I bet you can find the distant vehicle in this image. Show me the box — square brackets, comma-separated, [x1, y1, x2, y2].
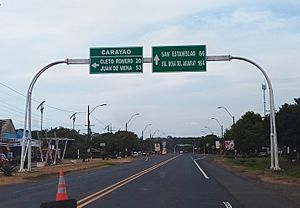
[258, 147, 271, 157]
[132, 152, 139, 158]
[0, 153, 8, 165]
[258, 151, 268, 157]
[179, 151, 183, 154]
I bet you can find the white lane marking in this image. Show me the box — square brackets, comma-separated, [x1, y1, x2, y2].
[145, 157, 149, 162]
[223, 201, 233, 208]
[192, 158, 209, 179]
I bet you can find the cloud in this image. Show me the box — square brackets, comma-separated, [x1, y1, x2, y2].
[0, 0, 299, 136]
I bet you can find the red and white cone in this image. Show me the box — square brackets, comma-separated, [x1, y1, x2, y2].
[56, 169, 68, 201]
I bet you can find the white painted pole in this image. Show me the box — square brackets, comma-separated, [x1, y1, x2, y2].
[19, 59, 90, 172]
[207, 55, 280, 170]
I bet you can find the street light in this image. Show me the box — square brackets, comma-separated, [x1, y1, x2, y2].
[142, 123, 152, 140]
[217, 106, 235, 125]
[152, 129, 159, 138]
[204, 126, 214, 134]
[104, 123, 112, 133]
[87, 103, 107, 143]
[126, 113, 140, 132]
[37, 101, 45, 132]
[211, 117, 223, 138]
[70, 112, 77, 130]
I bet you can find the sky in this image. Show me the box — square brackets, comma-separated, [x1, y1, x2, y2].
[0, 0, 299, 138]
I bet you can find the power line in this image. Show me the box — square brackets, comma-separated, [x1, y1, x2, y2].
[90, 115, 107, 127]
[0, 82, 25, 98]
[0, 81, 82, 114]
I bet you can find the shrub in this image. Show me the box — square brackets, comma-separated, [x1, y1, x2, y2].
[0, 164, 17, 176]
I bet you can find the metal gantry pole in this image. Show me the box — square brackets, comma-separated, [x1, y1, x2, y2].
[19, 59, 90, 172]
[207, 55, 280, 170]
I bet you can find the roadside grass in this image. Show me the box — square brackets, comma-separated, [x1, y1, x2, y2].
[217, 156, 300, 183]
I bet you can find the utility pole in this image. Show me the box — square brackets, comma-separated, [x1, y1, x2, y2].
[87, 103, 107, 144]
[87, 105, 91, 143]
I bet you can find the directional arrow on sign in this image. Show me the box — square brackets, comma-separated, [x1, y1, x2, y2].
[154, 55, 160, 65]
[91, 63, 99, 68]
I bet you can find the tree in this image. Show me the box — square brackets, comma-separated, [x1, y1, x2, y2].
[225, 111, 268, 154]
[276, 98, 300, 152]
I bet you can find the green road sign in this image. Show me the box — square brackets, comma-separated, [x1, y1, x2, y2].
[152, 45, 206, 73]
[90, 47, 143, 74]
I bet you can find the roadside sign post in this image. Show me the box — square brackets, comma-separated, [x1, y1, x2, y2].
[152, 45, 206, 73]
[90, 47, 143, 74]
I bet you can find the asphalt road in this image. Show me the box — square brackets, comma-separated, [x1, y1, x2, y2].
[0, 154, 298, 208]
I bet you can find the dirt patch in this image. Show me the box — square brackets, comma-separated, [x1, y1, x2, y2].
[0, 157, 133, 186]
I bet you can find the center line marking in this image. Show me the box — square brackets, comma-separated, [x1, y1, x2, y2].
[77, 155, 179, 207]
[191, 158, 209, 179]
[223, 201, 233, 208]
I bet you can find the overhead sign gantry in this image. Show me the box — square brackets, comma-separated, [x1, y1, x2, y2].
[152, 45, 206, 73]
[20, 45, 280, 172]
[90, 47, 143, 74]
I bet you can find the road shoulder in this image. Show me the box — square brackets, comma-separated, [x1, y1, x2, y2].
[212, 155, 300, 207]
[0, 157, 133, 186]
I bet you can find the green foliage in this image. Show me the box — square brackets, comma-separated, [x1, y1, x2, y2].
[0, 164, 16, 176]
[225, 111, 267, 153]
[276, 98, 300, 151]
[90, 131, 141, 155]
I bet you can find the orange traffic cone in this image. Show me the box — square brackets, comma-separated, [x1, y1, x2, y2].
[56, 169, 68, 201]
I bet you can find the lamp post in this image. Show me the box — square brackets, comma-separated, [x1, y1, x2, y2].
[37, 101, 45, 132]
[142, 123, 152, 140]
[70, 112, 77, 130]
[204, 126, 214, 135]
[152, 129, 159, 138]
[126, 113, 140, 132]
[262, 83, 267, 117]
[87, 104, 107, 143]
[211, 117, 223, 139]
[217, 106, 235, 125]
